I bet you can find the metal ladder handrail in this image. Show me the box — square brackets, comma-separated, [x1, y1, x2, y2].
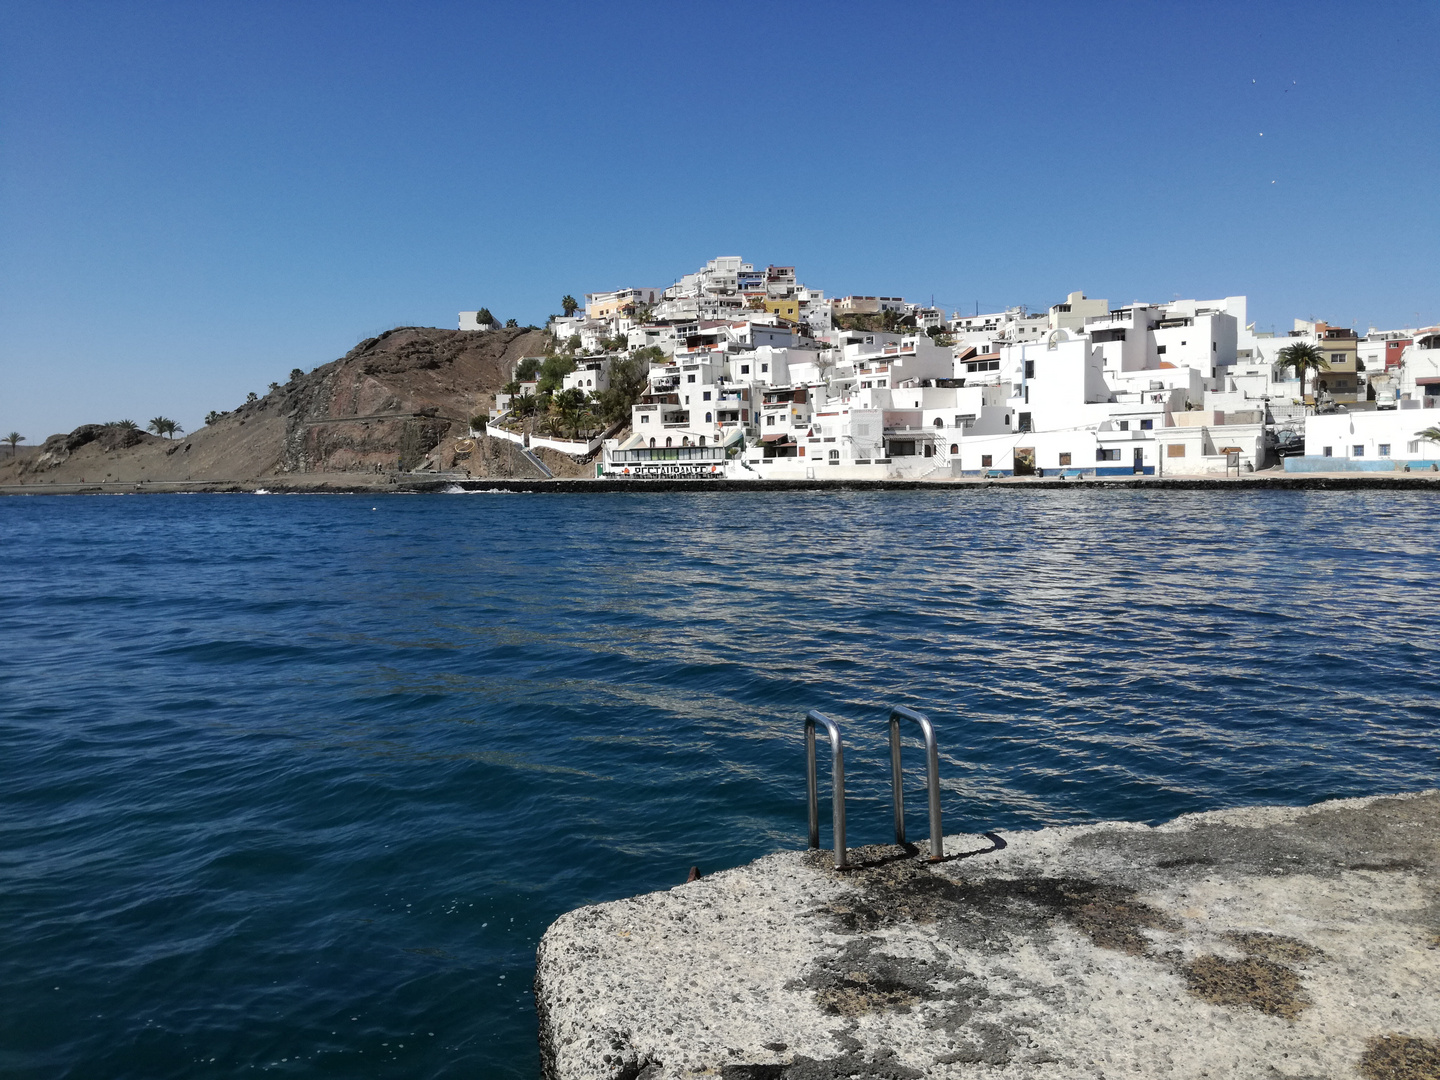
[805, 710, 848, 869]
[888, 705, 944, 861]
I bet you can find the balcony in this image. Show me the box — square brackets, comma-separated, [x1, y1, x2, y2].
[1085, 311, 1136, 329]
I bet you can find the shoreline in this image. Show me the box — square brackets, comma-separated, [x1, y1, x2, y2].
[4, 472, 1440, 496]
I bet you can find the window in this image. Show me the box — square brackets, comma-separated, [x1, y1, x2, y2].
[766, 415, 775, 426]
[1333, 354, 1346, 363]
[761, 363, 768, 372]
[1059, 452, 1072, 466]
[740, 364, 750, 374]
[1167, 444, 1185, 458]
[1353, 445, 1365, 457]
[933, 418, 944, 428]
[1180, 340, 1187, 346]
[1024, 360, 1035, 379]
[950, 443, 959, 454]
[687, 374, 696, 383]
[703, 391, 712, 400]
[1097, 448, 1121, 462]
[1119, 420, 1129, 431]
[665, 437, 673, 447]
[1212, 342, 1217, 351]
[1409, 440, 1421, 454]
[1018, 412, 1032, 432]
[1003, 414, 1011, 425]
[649, 437, 656, 447]
[981, 454, 993, 467]
[684, 395, 689, 404]
[1156, 345, 1167, 355]
[829, 449, 839, 462]
[1379, 443, 1390, 457]
[705, 412, 712, 423]
[640, 414, 650, 424]
[1323, 446, 1333, 457]
[1141, 419, 1153, 430]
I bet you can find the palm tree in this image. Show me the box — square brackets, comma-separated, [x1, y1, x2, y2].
[561, 295, 579, 317]
[553, 388, 590, 438]
[4, 432, 23, 455]
[147, 417, 181, 440]
[1276, 342, 1331, 402]
[113, 419, 138, 429]
[1416, 426, 1440, 445]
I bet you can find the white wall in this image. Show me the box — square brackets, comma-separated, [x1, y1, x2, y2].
[1306, 409, 1440, 462]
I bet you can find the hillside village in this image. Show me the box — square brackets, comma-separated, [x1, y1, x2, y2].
[467, 255, 1440, 480]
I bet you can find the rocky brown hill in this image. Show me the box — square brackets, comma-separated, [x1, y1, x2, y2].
[0, 326, 589, 488]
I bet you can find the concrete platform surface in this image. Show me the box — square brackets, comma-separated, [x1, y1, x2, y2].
[535, 791, 1440, 1080]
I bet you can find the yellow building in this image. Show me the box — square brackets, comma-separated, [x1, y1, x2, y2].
[1313, 325, 1360, 404]
[763, 298, 801, 323]
[585, 287, 661, 321]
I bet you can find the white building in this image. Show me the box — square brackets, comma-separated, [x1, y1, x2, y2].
[951, 305, 1048, 350]
[578, 268, 1326, 480]
[1286, 406, 1440, 471]
[1398, 327, 1440, 408]
[562, 358, 610, 395]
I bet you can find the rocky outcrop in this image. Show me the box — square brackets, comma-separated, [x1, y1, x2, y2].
[1, 325, 552, 488]
[273, 325, 548, 475]
[25, 424, 161, 471]
[535, 791, 1440, 1080]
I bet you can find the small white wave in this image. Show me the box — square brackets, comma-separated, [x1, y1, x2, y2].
[253, 488, 271, 495]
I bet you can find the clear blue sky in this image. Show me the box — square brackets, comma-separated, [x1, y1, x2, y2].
[3, 0, 1437, 440]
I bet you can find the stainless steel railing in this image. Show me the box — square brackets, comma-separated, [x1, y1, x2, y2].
[805, 710, 848, 869]
[805, 704, 946, 868]
[888, 705, 944, 861]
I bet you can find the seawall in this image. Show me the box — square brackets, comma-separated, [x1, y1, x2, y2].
[10, 474, 1440, 496]
[534, 791, 1440, 1080]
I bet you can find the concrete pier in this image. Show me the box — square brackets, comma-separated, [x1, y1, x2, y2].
[535, 791, 1440, 1080]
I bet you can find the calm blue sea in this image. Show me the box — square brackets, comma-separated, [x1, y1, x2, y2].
[1, 490, 1437, 1078]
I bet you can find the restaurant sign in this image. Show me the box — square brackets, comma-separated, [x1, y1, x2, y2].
[613, 463, 724, 478]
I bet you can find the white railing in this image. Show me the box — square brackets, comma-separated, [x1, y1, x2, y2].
[483, 418, 602, 458]
[529, 433, 605, 456]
